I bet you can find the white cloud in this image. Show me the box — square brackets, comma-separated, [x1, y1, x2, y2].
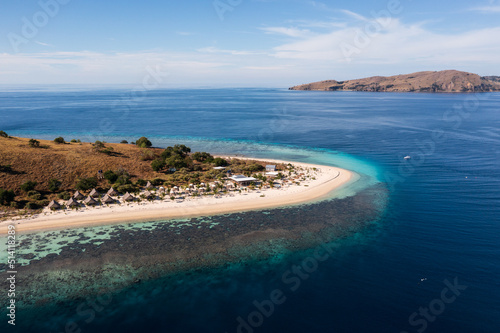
[268, 16, 500, 68]
[260, 27, 311, 38]
[469, 6, 500, 13]
[35, 41, 53, 47]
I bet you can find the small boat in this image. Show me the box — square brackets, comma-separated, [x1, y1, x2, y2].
[404, 155, 411, 160]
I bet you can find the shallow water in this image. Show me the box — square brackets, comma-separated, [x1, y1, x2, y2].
[1, 88, 499, 332]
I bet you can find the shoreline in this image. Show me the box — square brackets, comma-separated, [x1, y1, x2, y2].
[0, 158, 354, 235]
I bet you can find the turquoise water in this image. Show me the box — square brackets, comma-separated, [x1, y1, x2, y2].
[1, 88, 499, 332]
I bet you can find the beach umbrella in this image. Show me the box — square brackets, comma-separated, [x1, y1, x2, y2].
[101, 195, 114, 204]
[48, 200, 61, 209]
[107, 188, 118, 196]
[66, 198, 79, 207]
[84, 196, 98, 206]
[123, 192, 135, 201]
[89, 188, 99, 198]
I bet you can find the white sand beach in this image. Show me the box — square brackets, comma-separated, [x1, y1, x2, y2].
[0, 159, 353, 234]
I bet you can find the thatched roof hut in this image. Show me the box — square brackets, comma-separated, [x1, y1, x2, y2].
[48, 200, 61, 209]
[101, 194, 114, 204]
[123, 192, 135, 201]
[145, 181, 154, 189]
[67, 198, 79, 207]
[89, 188, 99, 197]
[107, 188, 118, 196]
[84, 196, 98, 206]
[73, 191, 84, 200]
[143, 190, 153, 198]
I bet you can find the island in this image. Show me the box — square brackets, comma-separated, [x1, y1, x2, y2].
[289, 70, 500, 93]
[0, 134, 352, 233]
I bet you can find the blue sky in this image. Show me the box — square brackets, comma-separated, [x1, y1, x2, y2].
[1, 0, 500, 86]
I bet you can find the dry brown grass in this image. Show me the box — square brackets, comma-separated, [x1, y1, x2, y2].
[0, 136, 164, 196]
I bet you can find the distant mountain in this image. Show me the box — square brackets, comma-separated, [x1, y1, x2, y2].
[289, 70, 500, 93]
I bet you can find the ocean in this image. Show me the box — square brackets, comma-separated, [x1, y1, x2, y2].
[0, 88, 499, 333]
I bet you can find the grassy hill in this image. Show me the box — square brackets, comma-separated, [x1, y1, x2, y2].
[0, 134, 282, 217]
[289, 70, 500, 93]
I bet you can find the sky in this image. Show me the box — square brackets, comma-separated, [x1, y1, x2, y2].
[1, 0, 500, 87]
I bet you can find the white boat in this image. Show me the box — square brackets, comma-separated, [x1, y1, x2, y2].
[404, 155, 411, 160]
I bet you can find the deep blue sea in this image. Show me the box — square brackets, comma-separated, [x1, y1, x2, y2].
[1, 88, 499, 333]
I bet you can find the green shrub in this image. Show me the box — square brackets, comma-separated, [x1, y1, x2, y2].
[120, 140, 128, 144]
[10, 201, 20, 209]
[58, 191, 71, 200]
[36, 200, 49, 207]
[192, 152, 213, 163]
[152, 178, 165, 186]
[27, 190, 42, 200]
[245, 163, 264, 172]
[104, 170, 118, 184]
[116, 184, 137, 194]
[0, 189, 15, 205]
[0, 130, 8, 138]
[115, 175, 131, 186]
[94, 140, 105, 149]
[135, 179, 147, 186]
[25, 202, 39, 210]
[70, 139, 77, 143]
[54, 137, 65, 144]
[212, 157, 228, 167]
[101, 147, 114, 155]
[135, 137, 152, 148]
[151, 158, 166, 172]
[140, 149, 156, 161]
[48, 179, 62, 192]
[76, 177, 97, 191]
[29, 139, 40, 147]
[20, 181, 37, 192]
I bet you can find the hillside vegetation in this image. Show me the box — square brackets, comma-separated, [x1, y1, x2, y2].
[289, 70, 500, 93]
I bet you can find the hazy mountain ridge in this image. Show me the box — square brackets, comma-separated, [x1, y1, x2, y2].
[289, 70, 500, 93]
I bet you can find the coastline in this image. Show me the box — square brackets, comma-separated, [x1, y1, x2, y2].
[0, 158, 354, 234]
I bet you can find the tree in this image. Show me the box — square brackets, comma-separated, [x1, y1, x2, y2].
[29, 139, 40, 147]
[54, 137, 65, 144]
[104, 170, 118, 183]
[94, 140, 105, 149]
[120, 140, 128, 144]
[0, 189, 15, 205]
[20, 180, 37, 192]
[192, 152, 213, 163]
[151, 159, 166, 172]
[0, 131, 8, 138]
[76, 177, 97, 191]
[135, 137, 152, 148]
[165, 155, 188, 170]
[212, 157, 228, 167]
[48, 179, 62, 192]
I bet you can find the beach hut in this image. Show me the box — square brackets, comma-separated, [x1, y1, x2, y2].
[89, 188, 99, 197]
[107, 188, 118, 196]
[48, 200, 61, 210]
[73, 191, 84, 200]
[145, 181, 154, 189]
[123, 192, 135, 202]
[266, 165, 277, 172]
[229, 175, 258, 187]
[66, 198, 79, 207]
[143, 190, 153, 199]
[84, 196, 98, 206]
[101, 194, 114, 204]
